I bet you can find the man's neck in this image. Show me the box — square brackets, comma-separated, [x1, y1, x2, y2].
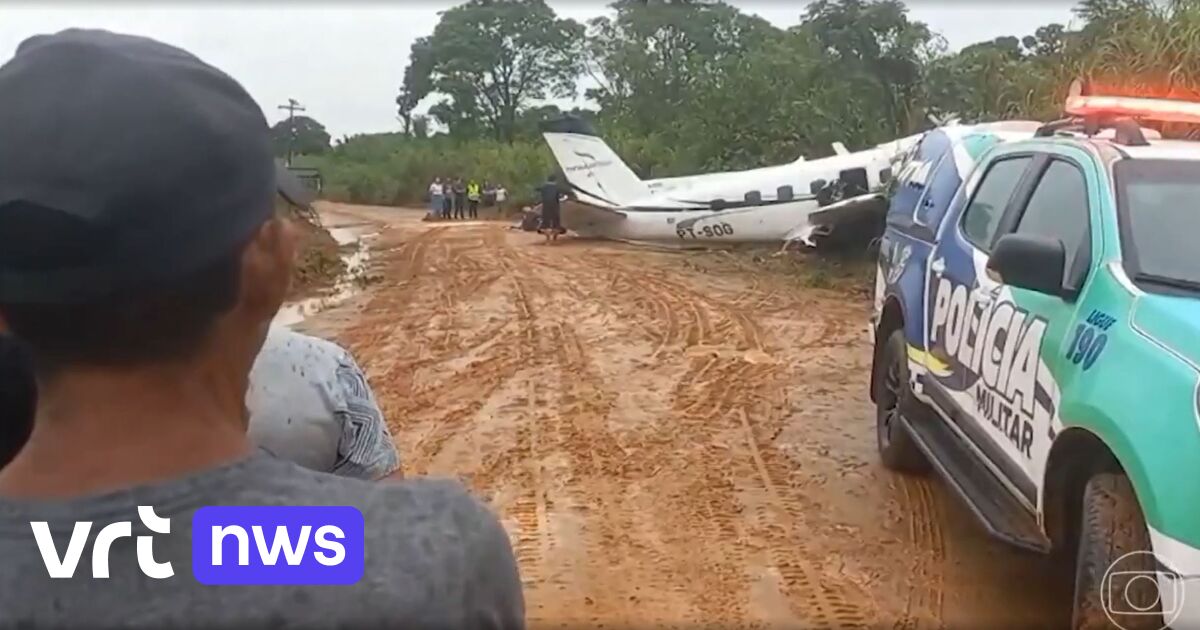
[0, 360, 253, 499]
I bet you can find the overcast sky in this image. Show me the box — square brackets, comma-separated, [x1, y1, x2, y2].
[0, 2, 1080, 139]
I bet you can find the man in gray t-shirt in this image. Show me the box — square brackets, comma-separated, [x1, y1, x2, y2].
[0, 29, 522, 629]
[248, 325, 402, 480]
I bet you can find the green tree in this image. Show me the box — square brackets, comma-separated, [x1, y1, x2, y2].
[396, 37, 435, 136]
[797, 0, 940, 136]
[426, 0, 584, 142]
[270, 115, 331, 157]
[585, 0, 778, 135]
[411, 115, 431, 140]
[1077, 0, 1200, 101]
[679, 29, 894, 171]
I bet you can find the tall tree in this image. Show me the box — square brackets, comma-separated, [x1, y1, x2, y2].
[396, 37, 435, 136]
[679, 30, 888, 170]
[585, 0, 778, 135]
[411, 114, 430, 140]
[797, 0, 939, 136]
[426, 0, 584, 142]
[269, 115, 330, 157]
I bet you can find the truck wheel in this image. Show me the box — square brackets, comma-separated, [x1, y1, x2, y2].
[873, 330, 929, 473]
[1071, 473, 1163, 630]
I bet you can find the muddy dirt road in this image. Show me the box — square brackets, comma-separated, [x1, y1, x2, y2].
[302, 203, 1070, 629]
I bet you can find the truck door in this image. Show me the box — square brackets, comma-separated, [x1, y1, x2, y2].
[985, 154, 1095, 492]
[924, 153, 1039, 502]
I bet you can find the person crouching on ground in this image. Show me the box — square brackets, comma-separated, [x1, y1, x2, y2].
[0, 28, 522, 629]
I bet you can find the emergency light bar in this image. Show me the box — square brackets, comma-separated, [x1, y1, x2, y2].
[1065, 94, 1200, 124]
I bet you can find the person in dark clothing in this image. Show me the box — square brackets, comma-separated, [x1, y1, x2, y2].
[0, 335, 34, 469]
[442, 176, 453, 219]
[538, 174, 566, 243]
[452, 178, 467, 220]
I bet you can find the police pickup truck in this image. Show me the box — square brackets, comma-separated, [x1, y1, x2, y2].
[870, 88, 1200, 629]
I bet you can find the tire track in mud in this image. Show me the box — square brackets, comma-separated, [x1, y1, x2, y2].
[892, 477, 947, 630]
[735, 407, 876, 629]
[317, 215, 968, 628]
[594, 254, 879, 626]
[501, 241, 761, 622]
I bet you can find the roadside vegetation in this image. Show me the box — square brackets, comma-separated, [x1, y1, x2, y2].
[273, 0, 1200, 208]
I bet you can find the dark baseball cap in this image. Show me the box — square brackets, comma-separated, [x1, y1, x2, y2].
[0, 28, 312, 304]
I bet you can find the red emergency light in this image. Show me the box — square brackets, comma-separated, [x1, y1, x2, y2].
[1065, 93, 1200, 124]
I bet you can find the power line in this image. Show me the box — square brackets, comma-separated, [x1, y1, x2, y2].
[277, 98, 306, 167]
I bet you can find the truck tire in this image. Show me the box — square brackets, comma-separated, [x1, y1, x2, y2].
[873, 329, 930, 473]
[1071, 473, 1164, 630]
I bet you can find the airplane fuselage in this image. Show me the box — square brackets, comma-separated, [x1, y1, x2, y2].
[539, 114, 924, 244]
[562, 199, 822, 244]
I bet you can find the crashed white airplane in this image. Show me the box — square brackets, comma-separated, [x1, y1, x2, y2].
[539, 115, 921, 245]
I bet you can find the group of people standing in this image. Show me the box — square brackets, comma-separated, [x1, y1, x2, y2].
[428, 176, 506, 221]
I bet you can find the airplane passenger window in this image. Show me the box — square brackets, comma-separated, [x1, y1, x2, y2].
[810, 179, 827, 196]
[839, 168, 868, 195]
[744, 190, 762, 203]
[879, 168, 892, 184]
[777, 185, 793, 201]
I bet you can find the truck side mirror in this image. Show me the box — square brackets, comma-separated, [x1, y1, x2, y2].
[986, 234, 1067, 297]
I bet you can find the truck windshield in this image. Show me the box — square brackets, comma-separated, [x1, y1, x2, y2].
[1115, 159, 1200, 291]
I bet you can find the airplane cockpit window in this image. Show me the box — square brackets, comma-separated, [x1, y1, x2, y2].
[777, 185, 793, 201]
[744, 190, 762, 203]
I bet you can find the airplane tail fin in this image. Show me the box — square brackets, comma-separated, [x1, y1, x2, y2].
[540, 117, 651, 208]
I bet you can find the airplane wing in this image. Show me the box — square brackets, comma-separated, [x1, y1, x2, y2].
[784, 192, 887, 248]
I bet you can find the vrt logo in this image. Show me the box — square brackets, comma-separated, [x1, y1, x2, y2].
[31, 506, 174, 579]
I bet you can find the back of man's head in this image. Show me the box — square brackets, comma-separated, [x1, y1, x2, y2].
[0, 29, 311, 378]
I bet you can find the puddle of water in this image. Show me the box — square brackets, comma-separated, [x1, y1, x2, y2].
[274, 228, 372, 328]
[327, 227, 359, 246]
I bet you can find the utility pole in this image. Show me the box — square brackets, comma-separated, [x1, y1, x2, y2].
[277, 98, 306, 167]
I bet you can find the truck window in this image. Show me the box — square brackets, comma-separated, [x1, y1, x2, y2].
[1013, 160, 1089, 283]
[961, 156, 1032, 251]
[1114, 159, 1200, 288]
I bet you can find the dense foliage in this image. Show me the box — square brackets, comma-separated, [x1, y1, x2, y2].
[293, 0, 1200, 207]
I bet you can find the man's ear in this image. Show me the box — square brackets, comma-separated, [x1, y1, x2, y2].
[237, 217, 297, 319]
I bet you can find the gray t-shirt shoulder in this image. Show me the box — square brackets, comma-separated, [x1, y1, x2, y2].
[0, 454, 523, 629]
[247, 325, 400, 480]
